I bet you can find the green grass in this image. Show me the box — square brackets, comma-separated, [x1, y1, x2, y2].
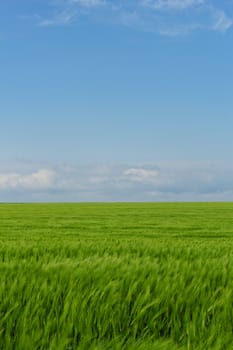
[1, 203, 233, 349]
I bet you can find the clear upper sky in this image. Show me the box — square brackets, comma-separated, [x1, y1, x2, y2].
[1, 0, 233, 201]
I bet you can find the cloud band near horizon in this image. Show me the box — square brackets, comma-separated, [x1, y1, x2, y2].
[1, 162, 233, 202]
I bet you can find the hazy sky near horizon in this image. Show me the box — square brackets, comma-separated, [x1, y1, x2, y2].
[1, 0, 233, 201]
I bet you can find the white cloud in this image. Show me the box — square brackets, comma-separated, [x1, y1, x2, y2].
[124, 168, 159, 182]
[37, 0, 105, 27]
[1, 162, 233, 201]
[0, 169, 55, 190]
[141, 0, 206, 11]
[70, 0, 106, 7]
[212, 10, 233, 32]
[139, 0, 233, 34]
[27, 0, 233, 34]
[39, 11, 76, 27]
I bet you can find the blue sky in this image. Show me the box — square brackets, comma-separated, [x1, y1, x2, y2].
[1, 0, 233, 201]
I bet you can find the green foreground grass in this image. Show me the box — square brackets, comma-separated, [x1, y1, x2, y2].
[1, 203, 233, 349]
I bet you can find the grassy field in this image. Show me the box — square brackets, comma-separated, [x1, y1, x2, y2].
[1, 203, 233, 349]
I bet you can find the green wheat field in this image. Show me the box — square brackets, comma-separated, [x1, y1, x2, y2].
[1, 203, 233, 349]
